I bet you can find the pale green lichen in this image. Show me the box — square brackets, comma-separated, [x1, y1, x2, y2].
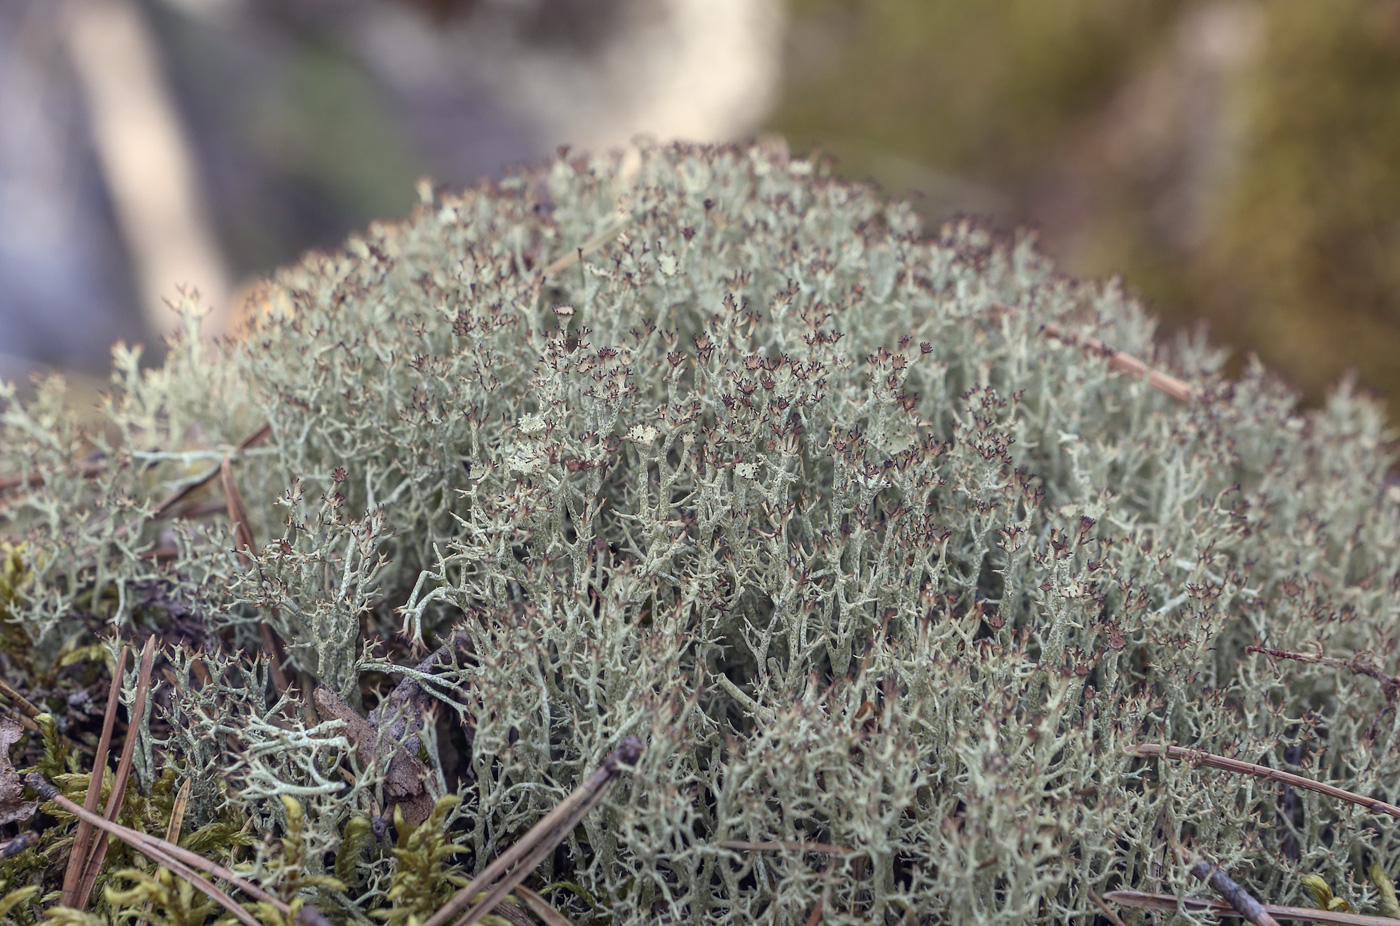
[1, 141, 1400, 924]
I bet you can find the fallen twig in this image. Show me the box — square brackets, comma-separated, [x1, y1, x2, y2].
[1087, 888, 1129, 926]
[1133, 743, 1400, 820]
[716, 839, 854, 856]
[0, 687, 41, 734]
[1248, 645, 1400, 692]
[535, 213, 632, 283]
[421, 736, 644, 926]
[220, 451, 292, 699]
[28, 772, 331, 926]
[1193, 860, 1282, 926]
[512, 886, 576, 926]
[1040, 320, 1201, 403]
[1105, 889, 1400, 926]
[987, 304, 1201, 403]
[149, 423, 271, 520]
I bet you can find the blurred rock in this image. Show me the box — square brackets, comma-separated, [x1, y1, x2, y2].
[0, 0, 783, 377]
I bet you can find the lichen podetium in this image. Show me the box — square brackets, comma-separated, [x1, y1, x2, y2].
[3, 141, 1400, 924]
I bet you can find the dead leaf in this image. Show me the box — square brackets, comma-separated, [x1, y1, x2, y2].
[0, 717, 36, 825]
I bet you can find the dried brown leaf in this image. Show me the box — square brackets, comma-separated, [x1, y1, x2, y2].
[0, 716, 35, 825]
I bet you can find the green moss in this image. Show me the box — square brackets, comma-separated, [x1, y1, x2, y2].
[371, 797, 467, 926]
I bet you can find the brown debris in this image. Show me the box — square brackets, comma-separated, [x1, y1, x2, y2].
[312, 630, 475, 826]
[0, 716, 35, 826]
[1192, 860, 1282, 926]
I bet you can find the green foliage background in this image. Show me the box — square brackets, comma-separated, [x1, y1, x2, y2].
[773, 0, 1400, 411]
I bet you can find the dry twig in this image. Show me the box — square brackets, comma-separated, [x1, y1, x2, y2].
[1248, 645, 1400, 692]
[1038, 320, 1201, 402]
[1134, 743, 1400, 820]
[987, 304, 1201, 403]
[28, 772, 332, 926]
[0, 678, 42, 731]
[716, 839, 854, 855]
[512, 886, 577, 926]
[534, 213, 632, 282]
[1192, 860, 1283, 926]
[1105, 889, 1400, 926]
[149, 423, 271, 520]
[422, 736, 644, 926]
[1087, 888, 1129, 926]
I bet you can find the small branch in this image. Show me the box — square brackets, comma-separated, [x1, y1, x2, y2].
[1192, 860, 1282, 926]
[422, 737, 644, 926]
[148, 423, 271, 520]
[987, 304, 1201, 403]
[512, 886, 577, 926]
[1248, 645, 1400, 692]
[1104, 890, 1400, 926]
[0, 678, 42, 722]
[220, 457, 257, 560]
[28, 772, 286, 926]
[716, 839, 854, 856]
[1133, 743, 1400, 820]
[1040, 321, 1201, 403]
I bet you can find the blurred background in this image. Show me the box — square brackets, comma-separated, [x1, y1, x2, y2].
[3, 0, 1399, 414]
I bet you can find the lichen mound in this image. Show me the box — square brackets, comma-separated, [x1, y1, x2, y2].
[4, 141, 1400, 924]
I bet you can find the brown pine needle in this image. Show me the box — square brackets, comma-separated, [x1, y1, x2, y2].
[536, 213, 632, 282]
[62, 643, 132, 907]
[221, 456, 257, 559]
[146, 423, 271, 520]
[0, 677, 42, 721]
[27, 772, 285, 926]
[1134, 743, 1400, 820]
[1087, 888, 1129, 926]
[74, 635, 157, 910]
[1040, 321, 1201, 403]
[221, 453, 291, 699]
[1104, 890, 1400, 926]
[717, 839, 854, 856]
[165, 778, 192, 843]
[512, 886, 577, 926]
[422, 736, 644, 926]
[987, 304, 1201, 403]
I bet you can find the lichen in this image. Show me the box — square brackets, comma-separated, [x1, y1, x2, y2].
[1, 141, 1399, 924]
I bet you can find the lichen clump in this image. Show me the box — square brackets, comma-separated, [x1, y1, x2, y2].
[3, 142, 1400, 924]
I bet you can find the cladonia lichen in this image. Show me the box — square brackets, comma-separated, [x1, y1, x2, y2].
[3, 141, 1400, 925]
